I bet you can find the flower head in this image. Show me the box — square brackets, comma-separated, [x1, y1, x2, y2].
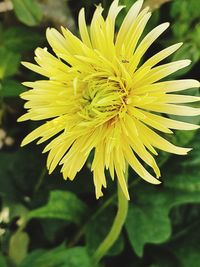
[19, 0, 200, 199]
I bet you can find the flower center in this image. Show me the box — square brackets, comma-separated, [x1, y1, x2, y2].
[78, 77, 128, 125]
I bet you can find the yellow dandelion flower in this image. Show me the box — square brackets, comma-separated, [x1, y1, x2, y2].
[18, 0, 200, 200]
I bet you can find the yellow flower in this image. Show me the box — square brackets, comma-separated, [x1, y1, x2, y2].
[18, 0, 200, 200]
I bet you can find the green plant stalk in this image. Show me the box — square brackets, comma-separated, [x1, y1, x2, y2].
[92, 165, 129, 265]
[34, 167, 47, 193]
[68, 178, 140, 248]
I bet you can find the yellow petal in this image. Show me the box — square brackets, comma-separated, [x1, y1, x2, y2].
[21, 62, 49, 77]
[114, 160, 130, 200]
[46, 28, 69, 54]
[134, 79, 200, 94]
[123, 143, 160, 185]
[161, 94, 200, 104]
[139, 110, 200, 130]
[106, 0, 124, 43]
[134, 60, 191, 87]
[141, 42, 183, 69]
[138, 112, 173, 134]
[142, 103, 200, 116]
[130, 22, 170, 72]
[116, 0, 144, 49]
[78, 8, 92, 48]
[120, 8, 151, 58]
[136, 121, 191, 155]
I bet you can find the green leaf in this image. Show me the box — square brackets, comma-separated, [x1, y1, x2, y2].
[126, 191, 171, 258]
[0, 148, 45, 202]
[0, 47, 20, 79]
[192, 24, 200, 44]
[176, 132, 200, 169]
[171, 0, 200, 41]
[171, 0, 200, 23]
[28, 190, 88, 225]
[172, 130, 198, 148]
[172, 22, 188, 39]
[149, 249, 181, 267]
[11, 0, 43, 26]
[0, 253, 7, 267]
[125, 174, 200, 257]
[19, 247, 92, 267]
[169, 225, 200, 267]
[171, 43, 200, 77]
[86, 205, 124, 257]
[9, 231, 29, 265]
[40, 219, 69, 243]
[2, 26, 44, 53]
[0, 79, 25, 97]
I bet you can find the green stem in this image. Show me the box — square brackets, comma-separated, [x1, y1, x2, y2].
[92, 165, 129, 265]
[34, 167, 47, 193]
[68, 177, 140, 248]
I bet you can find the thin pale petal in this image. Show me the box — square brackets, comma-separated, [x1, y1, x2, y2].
[123, 143, 161, 185]
[78, 8, 92, 48]
[136, 120, 192, 155]
[21, 62, 49, 77]
[142, 103, 200, 116]
[161, 94, 200, 104]
[130, 22, 170, 72]
[133, 60, 191, 87]
[139, 110, 200, 130]
[134, 79, 200, 95]
[141, 42, 183, 69]
[116, 0, 144, 49]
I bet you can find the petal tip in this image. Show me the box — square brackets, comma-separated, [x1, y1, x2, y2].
[21, 139, 27, 147]
[20, 142, 25, 147]
[21, 61, 28, 67]
[163, 22, 170, 28]
[17, 116, 24, 122]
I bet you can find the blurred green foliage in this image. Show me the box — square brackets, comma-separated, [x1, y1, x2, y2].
[0, 0, 199, 267]
[11, 0, 42, 26]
